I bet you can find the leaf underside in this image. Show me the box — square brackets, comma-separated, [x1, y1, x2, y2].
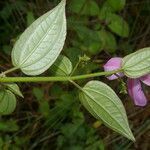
[0, 90, 16, 115]
[11, 0, 67, 75]
[79, 80, 135, 141]
[122, 47, 150, 78]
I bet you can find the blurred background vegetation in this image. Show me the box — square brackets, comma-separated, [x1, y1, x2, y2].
[0, 0, 150, 149]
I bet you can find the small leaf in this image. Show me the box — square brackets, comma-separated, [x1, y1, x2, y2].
[12, 0, 66, 75]
[75, 25, 103, 54]
[50, 55, 73, 76]
[107, 0, 126, 11]
[33, 87, 44, 101]
[0, 120, 19, 132]
[0, 90, 17, 115]
[99, 1, 114, 20]
[65, 48, 82, 66]
[5, 83, 24, 98]
[69, 0, 86, 14]
[69, 0, 99, 16]
[81, 1, 99, 16]
[2, 45, 12, 56]
[79, 80, 135, 141]
[122, 47, 150, 78]
[107, 14, 129, 37]
[99, 29, 117, 53]
[39, 101, 50, 118]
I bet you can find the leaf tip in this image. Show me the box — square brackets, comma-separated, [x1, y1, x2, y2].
[129, 134, 136, 142]
[60, 0, 66, 6]
[125, 128, 135, 142]
[20, 93, 24, 98]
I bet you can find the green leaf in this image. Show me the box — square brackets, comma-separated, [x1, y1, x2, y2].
[122, 47, 150, 78]
[107, 0, 126, 11]
[107, 14, 129, 37]
[2, 45, 12, 56]
[33, 87, 44, 101]
[5, 83, 23, 98]
[99, 29, 117, 53]
[99, 1, 114, 20]
[50, 55, 73, 76]
[0, 90, 17, 115]
[69, 0, 86, 14]
[65, 47, 82, 66]
[11, 0, 66, 75]
[26, 11, 35, 26]
[75, 25, 103, 54]
[79, 80, 135, 141]
[39, 101, 50, 118]
[0, 120, 19, 132]
[81, 1, 99, 16]
[69, 0, 99, 16]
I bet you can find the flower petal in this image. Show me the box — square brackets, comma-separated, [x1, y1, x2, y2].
[103, 57, 124, 80]
[127, 78, 147, 106]
[140, 74, 150, 86]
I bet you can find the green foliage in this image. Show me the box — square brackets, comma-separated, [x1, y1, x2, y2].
[74, 25, 103, 54]
[107, 0, 126, 11]
[26, 11, 35, 26]
[0, 0, 149, 149]
[0, 90, 16, 115]
[69, 0, 86, 13]
[122, 47, 150, 78]
[50, 55, 73, 76]
[2, 45, 12, 56]
[0, 120, 19, 132]
[99, 1, 114, 20]
[68, 0, 130, 57]
[55, 94, 105, 150]
[65, 47, 83, 66]
[69, 0, 99, 16]
[99, 29, 117, 53]
[33, 87, 44, 101]
[33, 87, 50, 117]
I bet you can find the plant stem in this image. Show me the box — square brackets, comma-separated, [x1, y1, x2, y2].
[69, 80, 83, 91]
[70, 59, 81, 76]
[0, 69, 121, 83]
[0, 67, 18, 77]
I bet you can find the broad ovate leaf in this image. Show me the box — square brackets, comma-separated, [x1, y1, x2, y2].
[122, 47, 150, 78]
[5, 83, 24, 98]
[50, 55, 72, 76]
[79, 80, 135, 141]
[0, 90, 17, 115]
[11, 0, 66, 75]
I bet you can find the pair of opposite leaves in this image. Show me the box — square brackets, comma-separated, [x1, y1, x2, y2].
[10, 0, 150, 141]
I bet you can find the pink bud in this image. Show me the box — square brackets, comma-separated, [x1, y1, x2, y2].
[103, 57, 124, 80]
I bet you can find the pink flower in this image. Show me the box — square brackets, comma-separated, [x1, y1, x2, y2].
[103, 57, 124, 80]
[103, 57, 150, 106]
